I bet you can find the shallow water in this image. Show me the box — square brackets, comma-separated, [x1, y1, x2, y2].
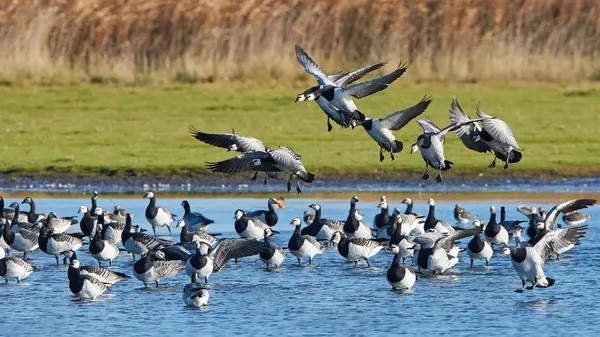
[2, 196, 599, 336]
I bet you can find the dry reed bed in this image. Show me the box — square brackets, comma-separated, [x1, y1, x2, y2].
[0, 0, 599, 83]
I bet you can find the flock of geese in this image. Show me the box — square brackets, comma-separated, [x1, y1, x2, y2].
[0, 192, 595, 307]
[189, 45, 523, 191]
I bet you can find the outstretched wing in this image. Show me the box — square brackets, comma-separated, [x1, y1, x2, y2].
[416, 117, 441, 134]
[436, 226, 483, 252]
[342, 62, 409, 99]
[380, 96, 432, 131]
[335, 61, 388, 88]
[534, 225, 588, 261]
[211, 239, 265, 272]
[269, 147, 306, 174]
[189, 127, 235, 149]
[295, 45, 332, 87]
[476, 108, 521, 150]
[544, 199, 596, 230]
[448, 97, 490, 153]
[205, 151, 279, 174]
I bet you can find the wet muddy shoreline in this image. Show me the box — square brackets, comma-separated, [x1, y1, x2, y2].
[1, 173, 599, 195]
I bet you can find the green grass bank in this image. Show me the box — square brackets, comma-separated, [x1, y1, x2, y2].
[1, 82, 599, 181]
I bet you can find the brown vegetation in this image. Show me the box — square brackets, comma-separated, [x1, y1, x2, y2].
[0, 0, 599, 83]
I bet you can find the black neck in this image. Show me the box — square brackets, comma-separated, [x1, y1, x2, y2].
[182, 201, 191, 215]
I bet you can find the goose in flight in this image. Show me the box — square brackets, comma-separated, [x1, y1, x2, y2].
[449, 97, 523, 169]
[360, 96, 431, 162]
[206, 147, 315, 193]
[410, 115, 489, 182]
[294, 44, 388, 131]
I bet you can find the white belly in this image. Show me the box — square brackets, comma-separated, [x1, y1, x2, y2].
[147, 208, 172, 227]
[2, 259, 32, 280]
[467, 242, 494, 261]
[10, 235, 39, 253]
[291, 240, 321, 259]
[260, 249, 285, 267]
[92, 243, 119, 262]
[388, 267, 416, 290]
[239, 221, 264, 240]
[347, 243, 382, 261]
[77, 280, 106, 300]
[134, 267, 160, 283]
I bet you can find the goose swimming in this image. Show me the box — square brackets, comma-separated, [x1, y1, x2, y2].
[414, 226, 482, 274]
[182, 283, 210, 308]
[387, 245, 417, 291]
[288, 217, 325, 265]
[360, 96, 431, 161]
[144, 191, 176, 236]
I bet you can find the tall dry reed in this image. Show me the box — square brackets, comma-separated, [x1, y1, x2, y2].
[0, 0, 598, 83]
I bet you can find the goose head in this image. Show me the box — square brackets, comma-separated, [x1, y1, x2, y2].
[394, 213, 404, 224]
[70, 259, 80, 269]
[303, 211, 314, 226]
[295, 86, 318, 102]
[350, 196, 359, 205]
[228, 144, 238, 151]
[473, 219, 482, 227]
[500, 247, 511, 255]
[289, 217, 302, 227]
[268, 197, 278, 205]
[143, 191, 155, 199]
[490, 206, 496, 214]
[330, 231, 344, 244]
[409, 143, 419, 154]
[94, 207, 103, 216]
[309, 203, 320, 211]
[21, 196, 33, 204]
[428, 198, 435, 207]
[176, 219, 186, 228]
[251, 159, 262, 166]
[234, 209, 245, 220]
[9, 201, 19, 209]
[401, 198, 412, 205]
[377, 199, 388, 209]
[78, 205, 88, 214]
[390, 244, 400, 254]
[154, 250, 166, 261]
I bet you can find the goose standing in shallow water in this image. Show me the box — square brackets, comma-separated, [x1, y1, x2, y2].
[122, 214, 172, 260]
[180, 200, 214, 232]
[343, 196, 372, 239]
[65, 251, 129, 285]
[78, 205, 98, 239]
[234, 209, 278, 240]
[144, 192, 176, 236]
[259, 230, 286, 270]
[387, 245, 417, 291]
[133, 250, 183, 287]
[21, 197, 47, 223]
[373, 196, 391, 230]
[182, 283, 210, 308]
[423, 199, 454, 234]
[301, 203, 344, 243]
[360, 96, 431, 162]
[38, 224, 83, 265]
[89, 218, 119, 266]
[411, 116, 489, 183]
[245, 198, 280, 227]
[466, 220, 494, 267]
[294, 44, 389, 131]
[332, 232, 383, 267]
[0, 256, 36, 283]
[484, 206, 509, 248]
[68, 259, 108, 300]
[185, 238, 265, 283]
[288, 217, 325, 265]
[4, 202, 39, 259]
[501, 224, 588, 292]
